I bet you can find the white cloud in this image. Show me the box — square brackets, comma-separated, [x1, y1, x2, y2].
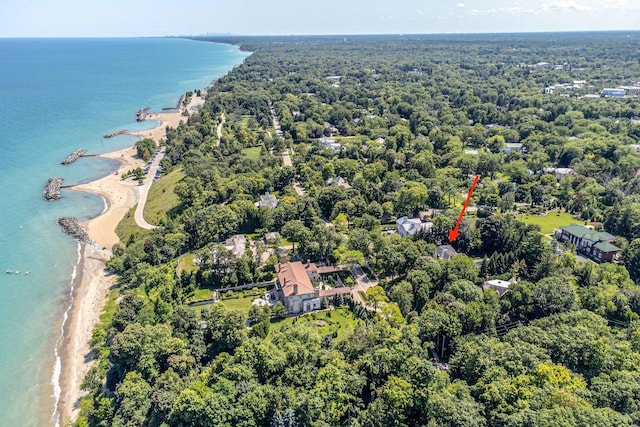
[542, 1, 593, 13]
[456, 3, 465, 8]
[541, 0, 640, 13]
[464, 6, 537, 16]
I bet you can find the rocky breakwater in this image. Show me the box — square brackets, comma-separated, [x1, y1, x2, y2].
[61, 149, 86, 165]
[136, 107, 150, 122]
[43, 177, 63, 201]
[104, 129, 127, 138]
[57, 217, 94, 245]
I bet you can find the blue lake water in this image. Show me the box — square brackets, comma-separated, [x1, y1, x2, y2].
[0, 37, 248, 426]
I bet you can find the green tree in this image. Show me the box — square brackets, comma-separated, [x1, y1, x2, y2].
[622, 238, 640, 283]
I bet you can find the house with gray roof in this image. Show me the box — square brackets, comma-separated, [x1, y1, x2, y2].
[326, 176, 352, 190]
[397, 216, 433, 238]
[222, 234, 247, 258]
[555, 224, 620, 262]
[436, 245, 458, 260]
[256, 192, 278, 209]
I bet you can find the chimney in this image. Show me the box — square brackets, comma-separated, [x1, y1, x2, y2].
[293, 283, 298, 295]
[306, 259, 311, 268]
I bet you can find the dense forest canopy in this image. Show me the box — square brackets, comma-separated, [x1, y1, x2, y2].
[77, 33, 640, 427]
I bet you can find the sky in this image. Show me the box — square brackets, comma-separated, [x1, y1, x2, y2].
[2, 0, 640, 37]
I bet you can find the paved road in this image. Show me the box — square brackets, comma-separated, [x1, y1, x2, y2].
[282, 150, 306, 196]
[349, 264, 379, 307]
[134, 147, 165, 230]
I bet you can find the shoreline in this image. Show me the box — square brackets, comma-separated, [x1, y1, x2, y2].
[55, 110, 186, 425]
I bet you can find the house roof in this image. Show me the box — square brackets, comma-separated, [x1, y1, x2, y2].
[276, 262, 316, 297]
[223, 234, 246, 258]
[326, 176, 352, 189]
[560, 224, 615, 242]
[593, 241, 620, 253]
[257, 192, 278, 209]
[397, 216, 433, 236]
[436, 245, 458, 260]
[485, 279, 511, 288]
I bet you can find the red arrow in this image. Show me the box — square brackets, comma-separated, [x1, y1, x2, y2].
[449, 175, 480, 242]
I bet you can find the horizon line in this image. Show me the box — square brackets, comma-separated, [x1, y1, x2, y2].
[2, 29, 640, 39]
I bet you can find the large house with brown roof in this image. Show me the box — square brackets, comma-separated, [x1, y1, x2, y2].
[275, 261, 322, 314]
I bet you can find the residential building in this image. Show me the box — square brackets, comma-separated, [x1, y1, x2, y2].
[256, 192, 278, 209]
[223, 234, 246, 258]
[275, 261, 321, 314]
[555, 224, 620, 263]
[326, 176, 353, 190]
[543, 167, 574, 180]
[601, 88, 626, 98]
[319, 136, 342, 152]
[397, 216, 433, 237]
[482, 279, 513, 297]
[436, 245, 458, 260]
[621, 85, 640, 97]
[502, 143, 525, 154]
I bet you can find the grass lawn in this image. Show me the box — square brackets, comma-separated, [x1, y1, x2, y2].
[177, 253, 198, 276]
[144, 167, 185, 224]
[191, 288, 215, 301]
[115, 206, 151, 243]
[269, 307, 358, 340]
[220, 294, 258, 316]
[518, 210, 578, 234]
[191, 293, 258, 316]
[241, 146, 262, 160]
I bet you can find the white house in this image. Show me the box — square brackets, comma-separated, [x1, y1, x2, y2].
[396, 216, 433, 237]
[482, 279, 513, 297]
[319, 136, 342, 152]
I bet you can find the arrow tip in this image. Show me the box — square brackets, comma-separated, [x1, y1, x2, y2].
[448, 229, 460, 243]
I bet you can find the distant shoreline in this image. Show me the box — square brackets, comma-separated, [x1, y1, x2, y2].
[54, 110, 186, 425]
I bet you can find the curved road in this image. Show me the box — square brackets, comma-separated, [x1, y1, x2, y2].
[134, 147, 165, 230]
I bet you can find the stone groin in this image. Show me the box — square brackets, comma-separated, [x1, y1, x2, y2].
[57, 217, 93, 244]
[136, 107, 150, 122]
[43, 177, 63, 201]
[104, 129, 127, 138]
[61, 149, 86, 165]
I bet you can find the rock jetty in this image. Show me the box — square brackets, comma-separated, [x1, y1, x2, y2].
[61, 149, 86, 165]
[136, 107, 150, 122]
[57, 217, 92, 244]
[43, 177, 63, 201]
[104, 129, 127, 138]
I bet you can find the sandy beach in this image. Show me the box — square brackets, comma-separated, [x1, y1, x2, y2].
[56, 111, 186, 424]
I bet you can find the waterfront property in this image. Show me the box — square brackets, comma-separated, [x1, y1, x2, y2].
[555, 224, 620, 262]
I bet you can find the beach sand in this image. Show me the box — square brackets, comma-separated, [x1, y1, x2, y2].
[57, 111, 185, 424]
